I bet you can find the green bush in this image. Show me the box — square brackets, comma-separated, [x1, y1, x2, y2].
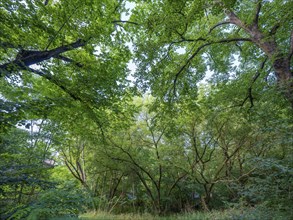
[5, 186, 86, 220]
[25, 186, 88, 220]
[239, 158, 292, 211]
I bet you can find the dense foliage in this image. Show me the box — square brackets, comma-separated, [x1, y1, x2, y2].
[0, 0, 292, 219]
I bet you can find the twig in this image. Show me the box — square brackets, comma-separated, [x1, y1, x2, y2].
[45, 4, 80, 50]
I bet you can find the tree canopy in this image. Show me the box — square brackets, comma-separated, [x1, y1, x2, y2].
[0, 0, 292, 219]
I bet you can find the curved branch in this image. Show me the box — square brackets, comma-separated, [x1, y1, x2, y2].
[109, 139, 160, 192]
[208, 21, 231, 34]
[28, 68, 82, 101]
[173, 37, 252, 95]
[112, 20, 139, 25]
[240, 56, 268, 108]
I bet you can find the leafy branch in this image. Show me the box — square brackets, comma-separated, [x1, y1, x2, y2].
[0, 38, 87, 78]
[240, 56, 268, 108]
[172, 37, 252, 95]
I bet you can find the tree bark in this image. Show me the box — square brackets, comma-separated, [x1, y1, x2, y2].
[227, 10, 293, 107]
[0, 39, 86, 78]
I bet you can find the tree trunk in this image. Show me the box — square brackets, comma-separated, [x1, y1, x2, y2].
[228, 11, 293, 107]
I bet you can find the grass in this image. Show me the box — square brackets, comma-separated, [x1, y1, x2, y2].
[80, 210, 263, 220]
[79, 209, 244, 220]
[49, 206, 292, 220]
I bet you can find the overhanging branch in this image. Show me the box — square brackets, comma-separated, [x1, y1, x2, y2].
[240, 56, 268, 108]
[0, 39, 87, 78]
[28, 67, 82, 101]
[208, 21, 231, 34]
[53, 55, 83, 67]
[112, 20, 139, 25]
[173, 37, 252, 95]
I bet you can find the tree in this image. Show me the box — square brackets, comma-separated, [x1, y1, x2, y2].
[0, 0, 133, 134]
[1, 0, 292, 218]
[129, 0, 292, 107]
[0, 123, 55, 219]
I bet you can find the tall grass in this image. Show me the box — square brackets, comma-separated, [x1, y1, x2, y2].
[50, 206, 292, 220]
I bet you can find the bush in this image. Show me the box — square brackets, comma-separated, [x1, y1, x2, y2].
[25, 186, 88, 220]
[5, 183, 88, 220]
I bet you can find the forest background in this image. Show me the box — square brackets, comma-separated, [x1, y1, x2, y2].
[0, 0, 292, 219]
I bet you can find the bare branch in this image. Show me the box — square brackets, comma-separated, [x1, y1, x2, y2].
[64, 160, 82, 181]
[113, 0, 123, 13]
[269, 23, 280, 36]
[253, 56, 268, 83]
[45, 3, 81, 50]
[61, 148, 83, 183]
[248, 87, 254, 108]
[111, 142, 160, 193]
[47, 39, 87, 58]
[167, 173, 188, 196]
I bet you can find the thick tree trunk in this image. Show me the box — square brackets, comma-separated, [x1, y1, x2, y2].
[227, 11, 293, 107]
[272, 57, 293, 108]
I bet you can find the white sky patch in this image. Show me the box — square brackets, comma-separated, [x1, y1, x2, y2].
[94, 46, 102, 56]
[197, 53, 213, 85]
[232, 54, 240, 68]
[127, 59, 136, 86]
[121, 2, 136, 20]
[198, 68, 214, 85]
[175, 47, 186, 54]
[127, 59, 137, 74]
[16, 119, 43, 133]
